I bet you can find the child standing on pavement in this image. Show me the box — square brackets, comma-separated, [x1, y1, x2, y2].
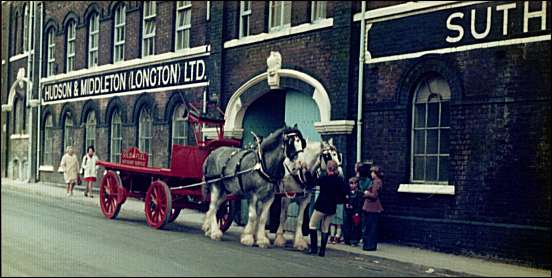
[343, 177, 363, 246]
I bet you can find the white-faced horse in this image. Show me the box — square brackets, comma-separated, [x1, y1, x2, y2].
[202, 126, 306, 248]
[274, 138, 343, 250]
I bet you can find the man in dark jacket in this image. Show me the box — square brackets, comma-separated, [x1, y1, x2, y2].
[306, 160, 347, 257]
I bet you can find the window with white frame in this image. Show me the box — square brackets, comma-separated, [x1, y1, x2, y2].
[66, 21, 76, 72]
[113, 5, 126, 63]
[142, 1, 156, 57]
[411, 75, 451, 183]
[175, 1, 192, 51]
[13, 13, 19, 55]
[63, 112, 74, 152]
[172, 104, 188, 146]
[88, 13, 99, 68]
[269, 1, 291, 32]
[311, 1, 326, 23]
[42, 114, 54, 166]
[85, 112, 96, 150]
[138, 107, 152, 165]
[47, 29, 56, 76]
[110, 110, 122, 163]
[23, 4, 29, 52]
[239, 1, 251, 38]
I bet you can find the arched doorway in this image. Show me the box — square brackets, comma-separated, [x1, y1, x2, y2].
[239, 87, 321, 230]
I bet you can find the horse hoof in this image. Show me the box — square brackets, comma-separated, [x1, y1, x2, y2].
[274, 234, 286, 247]
[256, 238, 271, 248]
[240, 234, 255, 246]
[210, 230, 223, 241]
[294, 240, 308, 251]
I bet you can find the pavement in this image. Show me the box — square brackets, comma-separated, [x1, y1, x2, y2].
[2, 178, 550, 277]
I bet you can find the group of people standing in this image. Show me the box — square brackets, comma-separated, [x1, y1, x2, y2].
[306, 160, 384, 257]
[59, 145, 99, 197]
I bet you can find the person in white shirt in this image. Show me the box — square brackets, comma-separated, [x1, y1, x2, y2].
[81, 145, 99, 198]
[59, 146, 80, 196]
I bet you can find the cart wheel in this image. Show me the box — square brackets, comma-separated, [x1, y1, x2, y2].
[168, 208, 181, 223]
[217, 199, 236, 233]
[144, 180, 172, 229]
[99, 170, 123, 219]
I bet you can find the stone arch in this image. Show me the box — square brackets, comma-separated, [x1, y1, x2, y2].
[132, 93, 157, 125]
[397, 55, 464, 107]
[107, 1, 126, 19]
[2, 68, 29, 113]
[80, 99, 101, 126]
[62, 11, 80, 29]
[105, 96, 128, 125]
[84, 2, 102, 22]
[224, 69, 332, 139]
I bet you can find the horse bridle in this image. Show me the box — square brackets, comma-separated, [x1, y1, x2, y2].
[252, 131, 305, 184]
[285, 143, 343, 191]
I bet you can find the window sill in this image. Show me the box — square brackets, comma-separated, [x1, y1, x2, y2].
[398, 183, 455, 195]
[224, 18, 333, 49]
[10, 134, 30, 139]
[39, 165, 54, 172]
[41, 45, 211, 83]
[9, 52, 29, 62]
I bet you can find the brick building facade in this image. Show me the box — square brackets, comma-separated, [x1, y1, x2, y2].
[1, 1, 550, 268]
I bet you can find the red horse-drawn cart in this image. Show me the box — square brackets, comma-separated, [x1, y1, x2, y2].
[96, 104, 241, 231]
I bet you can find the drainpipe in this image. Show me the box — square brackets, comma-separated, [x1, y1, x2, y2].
[36, 1, 44, 181]
[356, 1, 366, 163]
[26, 1, 35, 182]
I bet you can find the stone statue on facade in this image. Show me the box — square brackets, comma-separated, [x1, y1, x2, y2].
[267, 51, 282, 90]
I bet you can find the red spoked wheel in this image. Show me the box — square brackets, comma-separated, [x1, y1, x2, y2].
[168, 208, 181, 223]
[99, 170, 124, 219]
[144, 180, 172, 229]
[217, 199, 236, 233]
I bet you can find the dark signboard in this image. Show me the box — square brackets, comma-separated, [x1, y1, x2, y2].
[366, 1, 551, 61]
[42, 56, 208, 104]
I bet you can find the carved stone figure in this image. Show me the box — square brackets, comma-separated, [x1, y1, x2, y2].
[267, 51, 282, 89]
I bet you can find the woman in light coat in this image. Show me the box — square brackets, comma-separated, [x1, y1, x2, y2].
[59, 146, 80, 196]
[81, 145, 99, 197]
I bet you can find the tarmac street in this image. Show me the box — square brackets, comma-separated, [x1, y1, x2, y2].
[2, 186, 460, 277]
[1, 180, 550, 277]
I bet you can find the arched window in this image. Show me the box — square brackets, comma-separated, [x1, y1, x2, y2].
[110, 110, 122, 162]
[46, 28, 56, 76]
[411, 75, 451, 183]
[85, 111, 96, 150]
[42, 114, 54, 166]
[66, 20, 76, 72]
[142, 1, 156, 57]
[113, 5, 126, 63]
[138, 107, 152, 164]
[172, 103, 188, 146]
[63, 112, 74, 152]
[88, 13, 99, 68]
[22, 4, 29, 52]
[175, 1, 191, 50]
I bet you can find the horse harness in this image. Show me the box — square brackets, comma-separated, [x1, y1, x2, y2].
[200, 131, 304, 194]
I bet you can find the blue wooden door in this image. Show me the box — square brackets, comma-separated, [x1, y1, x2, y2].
[283, 89, 321, 231]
